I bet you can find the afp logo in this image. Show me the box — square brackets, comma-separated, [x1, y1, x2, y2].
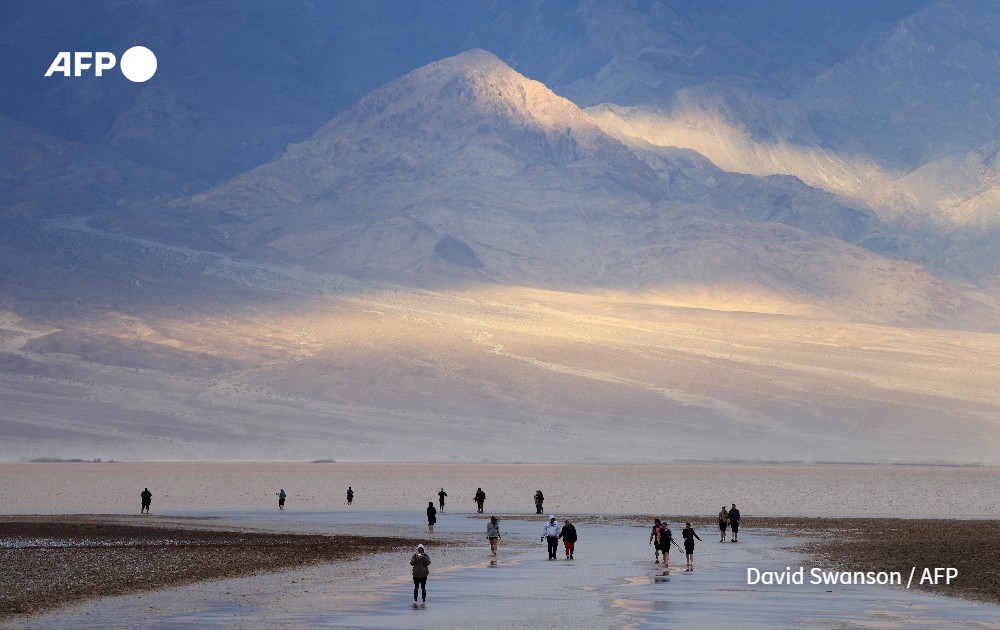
[44, 46, 157, 83]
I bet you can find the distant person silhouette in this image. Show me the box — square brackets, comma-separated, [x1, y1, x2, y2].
[438, 487, 447, 511]
[277, 489, 286, 510]
[140, 488, 152, 514]
[682, 522, 702, 570]
[426, 501, 437, 533]
[534, 490, 544, 514]
[474, 487, 486, 513]
[346, 487, 354, 505]
[728, 503, 741, 542]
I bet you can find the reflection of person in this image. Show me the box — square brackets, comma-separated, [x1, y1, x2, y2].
[728, 503, 741, 542]
[410, 544, 431, 603]
[559, 520, 577, 559]
[648, 518, 662, 562]
[486, 516, 501, 556]
[718, 506, 729, 542]
[426, 501, 437, 533]
[140, 488, 152, 514]
[533, 490, 544, 515]
[540, 516, 561, 560]
[474, 488, 486, 513]
[438, 488, 447, 511]
[682, 522, 701, 569]
[277, 489, 286, 510]
[346, 487, 354, 506]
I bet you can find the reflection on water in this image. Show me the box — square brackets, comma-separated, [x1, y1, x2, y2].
[1, 461, 997, 517]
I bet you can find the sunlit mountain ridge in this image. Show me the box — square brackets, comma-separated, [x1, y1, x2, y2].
[3, 2, 1000, 463]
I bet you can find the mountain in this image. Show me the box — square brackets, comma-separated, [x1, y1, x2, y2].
[100, 50, 992, 329]
[3, 4, 1000, 464]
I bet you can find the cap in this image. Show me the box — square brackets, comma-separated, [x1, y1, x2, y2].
[417, 543, 424, 550]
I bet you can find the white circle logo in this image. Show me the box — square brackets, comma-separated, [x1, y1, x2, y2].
[120, 46, 157, 82]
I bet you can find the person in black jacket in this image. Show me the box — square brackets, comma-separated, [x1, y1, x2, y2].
[681, 522, 701, 570]
[533, 490, 544, 515]
[410, 544, 431, 604]
[140, 488, 152, 514]
[728, 503, 741, 542]
[474, 488, 486, 513]
[426, 501, 437, 533]
[559, 520, 578, 559]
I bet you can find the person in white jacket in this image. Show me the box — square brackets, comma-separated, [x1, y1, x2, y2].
[540, 516, 561, 560]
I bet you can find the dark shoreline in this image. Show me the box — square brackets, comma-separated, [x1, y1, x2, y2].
[754, 516, 999, 606]
[0, 516, 423, 621]
[1, 515, 995, 621]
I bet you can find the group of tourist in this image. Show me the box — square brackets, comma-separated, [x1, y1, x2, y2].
[139, 485, 741, 605]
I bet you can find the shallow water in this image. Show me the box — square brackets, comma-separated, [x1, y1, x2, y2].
[2, 461, 997, 517]
[8, 511, 999, 629]
[6, 463, 998, 627]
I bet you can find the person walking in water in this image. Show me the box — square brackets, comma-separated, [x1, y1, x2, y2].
[682, 522, 702, 570]
[410, 544, 431, 604]
[474, 487, 486, 513]
[140, 488, 152, 514]
[728, 503, 741, 542]
[718, 506, 729, 542]
[540, 515, 561, 560]
[346, 487, 354, 506]
[560, 519, 578, 559]
[649, 518, 662, 562]
[426, 501, 437, 533]
[277, 489, 286, 510]
[438, 487, 447, 511]
[486, 516, 501, 556]
[658, 521, 678, 568]
[533, 490, 544, 515]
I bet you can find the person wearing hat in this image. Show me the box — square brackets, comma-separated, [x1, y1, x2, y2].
[410, 544, 431, 603]
[540, 515, 562, 560]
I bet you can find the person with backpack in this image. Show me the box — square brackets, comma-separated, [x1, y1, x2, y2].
[718, 506, 729, 542]
[648, 518, 663, 562]
[474, 487, 486, 513]
[559, 519, 578, 559]
[682, 522, 702, 570]
[533, 490, 544, 514]
[277, 489, 286, 510]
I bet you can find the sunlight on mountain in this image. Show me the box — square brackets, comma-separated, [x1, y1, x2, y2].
[586, 102, 896, 208]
